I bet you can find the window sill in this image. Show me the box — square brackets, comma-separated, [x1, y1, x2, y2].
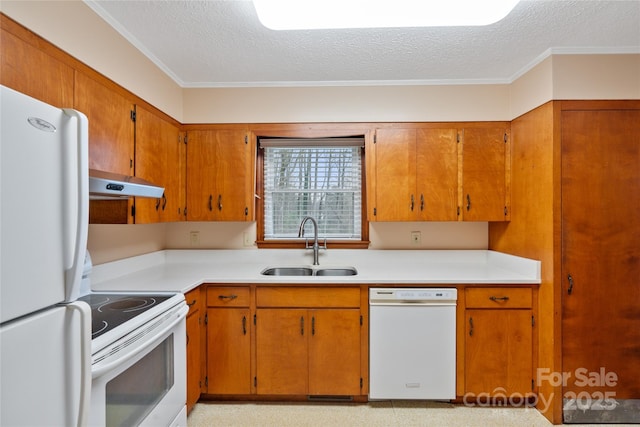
[256, 240, 370, 249]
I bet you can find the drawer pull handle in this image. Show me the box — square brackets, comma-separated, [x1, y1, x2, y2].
[489, 296, 510, 302]
[218, 294, 238, 301]
[187, 299, 197, 307]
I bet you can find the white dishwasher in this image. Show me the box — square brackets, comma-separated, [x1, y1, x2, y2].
[369, 288, 457, 400]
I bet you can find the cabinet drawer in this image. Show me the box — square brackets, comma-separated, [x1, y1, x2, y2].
[465, 287, 532, 309]
[184, 288, 200, 315]
[256, 287, 360, 308]
[207, 286, 251, 307]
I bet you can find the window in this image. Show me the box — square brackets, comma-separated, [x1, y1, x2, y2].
[258, 137, 365, 245]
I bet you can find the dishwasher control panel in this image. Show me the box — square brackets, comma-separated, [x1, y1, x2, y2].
[370, 288, 457, 304]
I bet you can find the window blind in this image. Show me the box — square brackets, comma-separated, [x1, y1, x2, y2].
[262, 139, 363, 240]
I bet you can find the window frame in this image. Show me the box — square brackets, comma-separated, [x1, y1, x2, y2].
[255, 133, 369, 249]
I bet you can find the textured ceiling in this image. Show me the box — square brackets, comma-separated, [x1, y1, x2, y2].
[86, 0, 640, 88]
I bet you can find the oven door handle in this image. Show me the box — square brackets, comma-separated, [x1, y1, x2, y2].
[92, 305, 189, 378]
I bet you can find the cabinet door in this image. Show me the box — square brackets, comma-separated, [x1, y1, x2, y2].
[74, 72, 134, 176]
[416, 128, 459, 221]
[374, 128, 417, 221]
[187, 129, 250, 221]
[255, 309, 308, 395]
[0, 26, 74, 108]
[308, 309, 361, 395]
[186, 130, 217, 221]
[186, 307, 201, 412]
[206, 308, 251, 394]
[465, 309, 532, 396]
[135, 106, 183, 223]
[214, 130, 252, 221]
[461, 127, 508, 221]
[561, 110, 640, 400]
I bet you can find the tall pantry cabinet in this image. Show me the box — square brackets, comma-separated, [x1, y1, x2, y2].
[489, 100, 640, 424]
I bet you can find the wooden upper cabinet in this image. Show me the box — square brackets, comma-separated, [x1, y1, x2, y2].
[373, 127, 458, 221]
[0, 22, 74, 108]
[460, 127, 510, 221]
[74, 72, 134, 176]
[416, 128, 459, 221]
[134, 105, 185, 223]
[373, 128, 416, 221]
[186, 129, 253, 221]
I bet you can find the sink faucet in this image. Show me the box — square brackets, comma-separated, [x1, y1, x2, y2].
[297, 216, 326, 265]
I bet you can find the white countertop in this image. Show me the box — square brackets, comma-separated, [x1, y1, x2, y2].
[89, 249, 541, 294]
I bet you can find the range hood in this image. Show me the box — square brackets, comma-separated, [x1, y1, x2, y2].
[89, 169, 164, 199]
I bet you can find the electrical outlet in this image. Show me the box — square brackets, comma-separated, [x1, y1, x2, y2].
[190, 231, 200, 246]
[411, 231, 421, 245]
[243, 232, 254, 247]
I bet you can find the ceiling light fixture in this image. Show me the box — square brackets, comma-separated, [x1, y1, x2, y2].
[252, 0, 521, 30]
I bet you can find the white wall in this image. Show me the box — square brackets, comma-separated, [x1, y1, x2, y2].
[183, 84, 511, 123]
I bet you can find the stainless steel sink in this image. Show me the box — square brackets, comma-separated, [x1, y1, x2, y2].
[261, 267, 313, 276]
[260, 266, 357, 276]
[314, 267, 358, 276]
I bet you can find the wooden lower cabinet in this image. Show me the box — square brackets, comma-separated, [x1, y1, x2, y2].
[255, 308, 308, 395]
[185, 288, 202, 413]
[255, 307, 361, 395]
[205, 286, 252, 394]
[463, 287, 534, 398]
[206, 307, 252, 394]
[255, 287, 362, 396]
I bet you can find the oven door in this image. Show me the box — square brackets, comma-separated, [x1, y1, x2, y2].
[89, 305, 188, 427]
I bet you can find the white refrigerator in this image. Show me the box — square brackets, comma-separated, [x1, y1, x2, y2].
[0, 85, 91, 426]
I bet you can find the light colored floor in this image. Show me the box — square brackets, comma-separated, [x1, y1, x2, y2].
[187, 400, 555, 427]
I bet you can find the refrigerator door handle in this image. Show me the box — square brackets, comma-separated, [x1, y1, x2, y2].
[61, 109, 89, 302]
[67, 301, 92, 427]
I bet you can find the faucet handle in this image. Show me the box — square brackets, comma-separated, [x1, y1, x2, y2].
[305, 238, 313, 249]
[319, 238, 327, 250]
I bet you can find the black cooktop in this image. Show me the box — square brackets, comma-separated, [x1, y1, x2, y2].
[78, 293, 173, 339]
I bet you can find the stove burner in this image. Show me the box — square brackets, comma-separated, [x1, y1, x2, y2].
[98, 297, 157, 313]
[93, 320, 108, 338]
[79, 293, 174, 340]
